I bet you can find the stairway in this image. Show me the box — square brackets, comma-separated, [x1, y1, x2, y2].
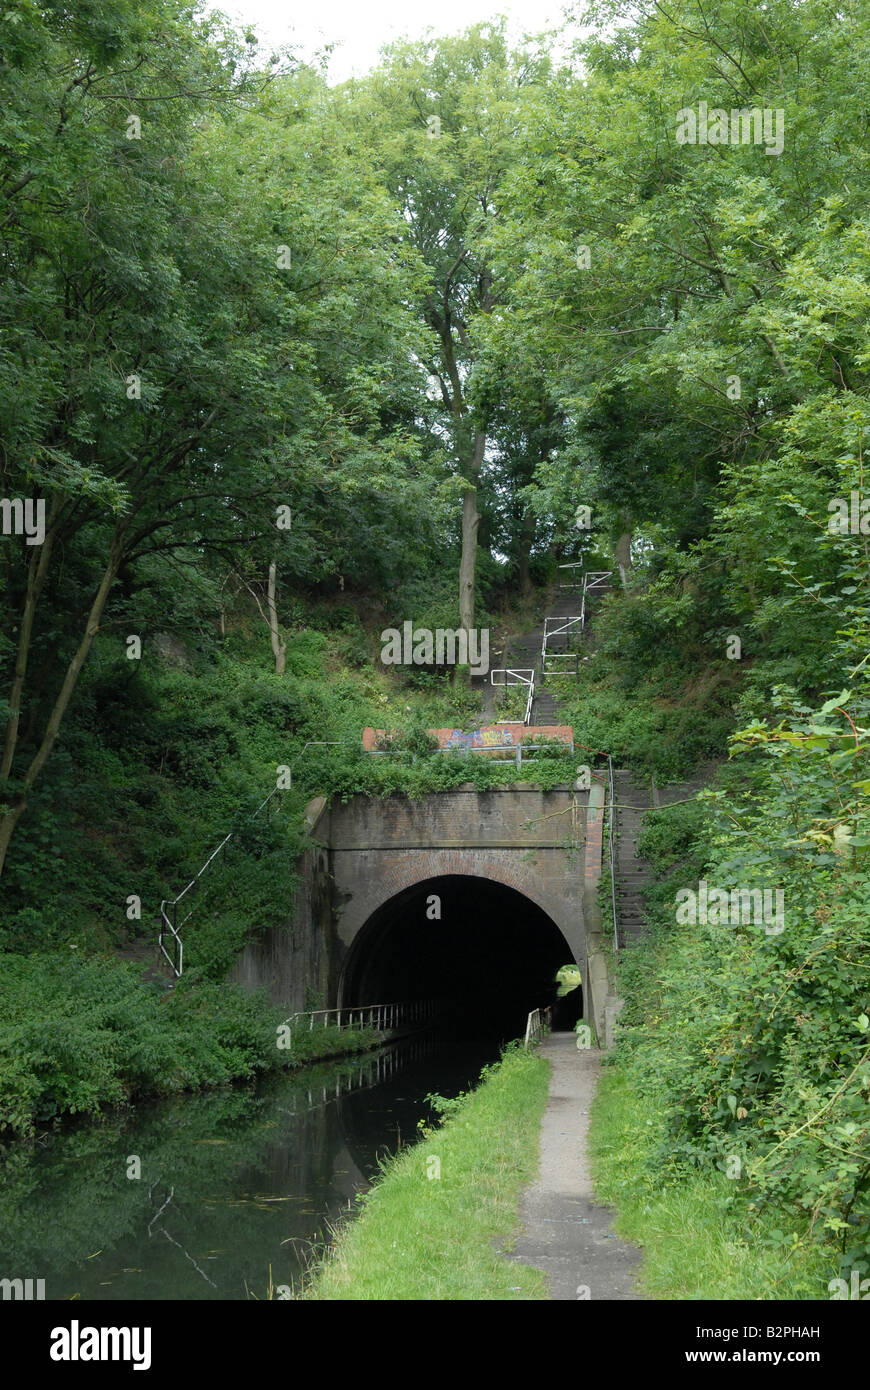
[611, 769, 654, 948]
[520, 576, 609, 724]
[612, 762, 722, 948]
[498, 574, 718, 952]
[535, 588, 582, 721]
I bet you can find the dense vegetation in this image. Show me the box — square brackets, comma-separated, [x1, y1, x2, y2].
[593, 711, 870, 1294]
[1, 0, 868, 1295]
[0, 953, 379, 1138]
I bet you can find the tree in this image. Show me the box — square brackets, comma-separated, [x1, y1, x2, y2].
[338, 21, 554, 636]
[0, 6, 441, 874]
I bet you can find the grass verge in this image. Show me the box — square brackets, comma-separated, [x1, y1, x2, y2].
[303, 1042, 551, 1300]
[589, 1067, 831, 1299]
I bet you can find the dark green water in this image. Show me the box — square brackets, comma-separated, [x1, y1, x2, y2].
[0, 1036, 499, 1301]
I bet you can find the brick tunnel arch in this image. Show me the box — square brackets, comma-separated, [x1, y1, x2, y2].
[338, 873, 584, 1038]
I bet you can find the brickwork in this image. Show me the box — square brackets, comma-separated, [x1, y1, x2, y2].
[231, 785, 596, 1010]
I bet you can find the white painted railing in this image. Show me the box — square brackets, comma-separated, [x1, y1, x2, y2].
[542, 571, 613, 681]
[541, 614, 584, 676]
[524, 1005, 552, 1048]
[158, 740, 343, 977]
[558, 562, 584, 591]
[281, 999, 439, 1038]
[557, 564, 613, 596]
[490, 666, 536, 724]
[433, 737, 574, 768]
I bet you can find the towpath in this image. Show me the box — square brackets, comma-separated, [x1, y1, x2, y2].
[510, 1034, 642, 1300]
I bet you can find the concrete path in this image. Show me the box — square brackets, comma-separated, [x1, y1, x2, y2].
[510, 1034, 642, 1300]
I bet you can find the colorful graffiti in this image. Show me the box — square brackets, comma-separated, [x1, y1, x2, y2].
[445, 726, 515, 749]
[361, 724, 573, 752]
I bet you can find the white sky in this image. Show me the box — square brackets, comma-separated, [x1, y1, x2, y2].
[209, 0, 572, 82]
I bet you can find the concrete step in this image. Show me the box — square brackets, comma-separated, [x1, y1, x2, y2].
[610, 769, 655, 948]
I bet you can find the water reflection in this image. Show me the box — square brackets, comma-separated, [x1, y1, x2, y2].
[0, 1034, 499, 1301]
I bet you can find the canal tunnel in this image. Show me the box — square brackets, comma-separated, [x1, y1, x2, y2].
[339, 875, 584, 1042]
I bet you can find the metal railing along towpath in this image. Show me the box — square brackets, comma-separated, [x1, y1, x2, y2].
[281, 999, 439, 1039]
[524, 1006, 552, 1048]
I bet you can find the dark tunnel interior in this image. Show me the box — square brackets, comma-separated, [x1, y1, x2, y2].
[340, 875, 584, 1044]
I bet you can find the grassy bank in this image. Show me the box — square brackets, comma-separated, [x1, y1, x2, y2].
[587, 702, 870, 1299]
[304, 1043, 550, 1300]
[589, 1068, 831, 1299]
[0, 954, 379, 1141]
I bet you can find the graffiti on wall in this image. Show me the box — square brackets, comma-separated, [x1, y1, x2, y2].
[445, 726, 515, 749]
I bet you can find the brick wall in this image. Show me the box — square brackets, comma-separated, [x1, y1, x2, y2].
[231, 785, 595, 1010]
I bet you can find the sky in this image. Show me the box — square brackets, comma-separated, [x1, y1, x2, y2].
[210, 0, 571, 82]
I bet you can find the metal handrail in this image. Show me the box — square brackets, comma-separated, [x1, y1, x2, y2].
[282, 999, 439, 1036]
[490, 666, 535, 725]
[490, 666, 534, 684]
[544, 614, 584, 644]
[158, 740, 345, 977]
[542, 574, 611, 677]
[398, 738, 574, 768]
[542, 612, 584, 678]
[158, 904, 183, 977]
[607, 755, 619, 958]
[524, 1005, 552, 1048]
[364, 735, 575, 764]
[557, 564, 613, 593]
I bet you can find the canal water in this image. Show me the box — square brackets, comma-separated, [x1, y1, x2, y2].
[0, 1035, 501, 1301]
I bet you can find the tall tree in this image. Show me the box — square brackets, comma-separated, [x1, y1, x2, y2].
[0, 7, 440, 874]
[337, 21, 553, 637]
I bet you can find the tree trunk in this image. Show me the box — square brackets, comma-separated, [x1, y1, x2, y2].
[0, 799, 26, 882]
[614, 519, 633, 592]
[0, 525, 125, 879]
[459, 487, 479, 633]
[267, 559, 286, 675]
[458, 431, 486, 642]
[516, 508, 536, 595]
[1, 512, 57, 779]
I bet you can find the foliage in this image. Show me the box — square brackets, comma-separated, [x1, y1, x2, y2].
[610, 689, 870, 1288]
[0, 953, 377, 1139]
[2, 5, 870, 1307]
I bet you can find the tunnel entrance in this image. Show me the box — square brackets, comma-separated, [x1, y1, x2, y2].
[340, 875, 584, 1044]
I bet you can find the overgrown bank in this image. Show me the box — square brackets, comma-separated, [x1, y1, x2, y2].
[589, 706, 870, 1299]
[0, 953, 379, 1141]
[303, 1044, 550, 1300]
[0, 592, 571, 1141]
